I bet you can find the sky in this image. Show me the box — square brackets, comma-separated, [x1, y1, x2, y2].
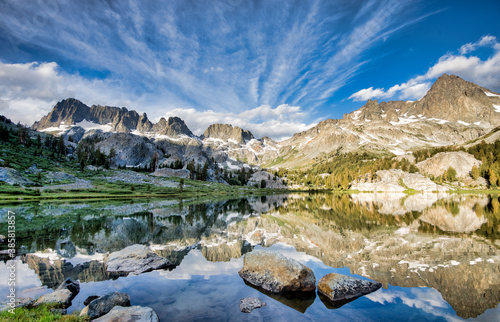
[0, 0, 499, 141]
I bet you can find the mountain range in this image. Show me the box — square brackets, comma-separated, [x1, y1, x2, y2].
[30, 74, 500, 170]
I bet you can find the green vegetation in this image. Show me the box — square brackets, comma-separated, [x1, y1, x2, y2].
[0, 304, 88, 321]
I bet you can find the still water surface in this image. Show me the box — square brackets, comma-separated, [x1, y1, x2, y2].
[1, 193, 499, 321]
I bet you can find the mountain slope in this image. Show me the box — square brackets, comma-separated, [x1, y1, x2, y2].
[272, 74, 500, 168]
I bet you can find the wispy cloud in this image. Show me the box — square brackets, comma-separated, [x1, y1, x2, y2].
[0, 0, 432, 137]
[349, 35, 500, 102]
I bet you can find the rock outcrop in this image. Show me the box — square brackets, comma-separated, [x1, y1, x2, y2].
[105, 244, 173, 275]
[416, 151, 481, 178]
[93, 305, 159, 322]
[203, 123, 254, 144]
[246, 171, 287, 189]
[238, 251, 316, 293]
[351, 169, 448, 192]
[0, 167, 34, 186]
[152, 116, 193, 137]
[317, 273, 382, 302]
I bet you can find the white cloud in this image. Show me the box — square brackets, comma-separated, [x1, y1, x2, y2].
[349, 35, 500, 102]
[0, 61, 135, 125]
[0, 60, 314, 140]
[161, 104, 315, 141]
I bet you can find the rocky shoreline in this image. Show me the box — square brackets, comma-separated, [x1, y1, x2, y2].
[7, 247, 383, 319]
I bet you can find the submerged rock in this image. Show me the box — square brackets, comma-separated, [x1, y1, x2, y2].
[238, 251, 316, 293]
[93, 305, 159, 322]
[105, 244, 173, 275]
[317, 273, 382, 302]
[80, 292, 131, 320]
[239, 297, 266, 313]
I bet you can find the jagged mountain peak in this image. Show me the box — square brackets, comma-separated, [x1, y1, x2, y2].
[407, 74, 500, 123]
[32, 98, 90, 130]
[153, 116, 193, 137]
[203, 123, 254, 144]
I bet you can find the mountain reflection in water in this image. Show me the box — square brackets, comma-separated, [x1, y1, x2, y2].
[0, 193, 499, 320]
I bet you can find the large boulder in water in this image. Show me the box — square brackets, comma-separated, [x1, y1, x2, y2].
[105, 244, 173, 275]
[93, 305, 159, 322]
[317, 273, 381, 302]
[238, 251, 316, 293]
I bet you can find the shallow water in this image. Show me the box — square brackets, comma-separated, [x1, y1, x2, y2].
[1, 193, 499, 321]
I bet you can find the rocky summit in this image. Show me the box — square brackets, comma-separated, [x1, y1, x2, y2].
[28, 74, 500, 171]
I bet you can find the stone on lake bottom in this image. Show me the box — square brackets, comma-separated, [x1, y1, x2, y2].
[317, 273, 382, 302]
[93, 305, 159, 322]
[240, 297, 266, 313]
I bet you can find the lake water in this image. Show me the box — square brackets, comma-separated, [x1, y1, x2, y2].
[1, 193, 499, 321]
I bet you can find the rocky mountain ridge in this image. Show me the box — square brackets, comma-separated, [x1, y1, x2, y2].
[29, 74, 500, 170]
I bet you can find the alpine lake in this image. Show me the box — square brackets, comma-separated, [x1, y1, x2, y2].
[1, 192, 499, 321]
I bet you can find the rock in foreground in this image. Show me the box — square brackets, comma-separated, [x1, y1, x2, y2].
[80, 292, 131, 320]
[239, 297, 266, 313]
[105, 244, 173, 275]
[33, 289, 73, 308]
[317, 273, 381, 302]
[238, 251, 316, 293]
[93, 305, 159, 322]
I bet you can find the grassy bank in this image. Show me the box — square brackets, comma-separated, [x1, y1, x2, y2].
[0, 304, 87, 322]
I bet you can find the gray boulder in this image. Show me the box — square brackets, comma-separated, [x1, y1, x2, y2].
[0, 167, 33, 186]
[0, 235, 5, 243]
[80, 292, 130, 320]
[33, 289, 73, 308]
[239, 297, 266, 313]
[106, 244, 173, 275]
[93, 305, 159, 322]
[238, 251, 316, 293]
[317, 273, 382, 302]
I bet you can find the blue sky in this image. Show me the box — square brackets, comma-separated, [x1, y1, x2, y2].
[0, 0, 499, 140]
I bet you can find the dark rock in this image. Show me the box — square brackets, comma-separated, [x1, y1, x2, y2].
[84, 295, 100, 306]
[105, 244, 173, 275]
[93, 305, 159, 322]
[56, 277, 80, 298]
[239, 297, 266, 313]
[81, 292, 131, 320]
[317, 273, 382, 302]
[238, 251, 316, 293]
